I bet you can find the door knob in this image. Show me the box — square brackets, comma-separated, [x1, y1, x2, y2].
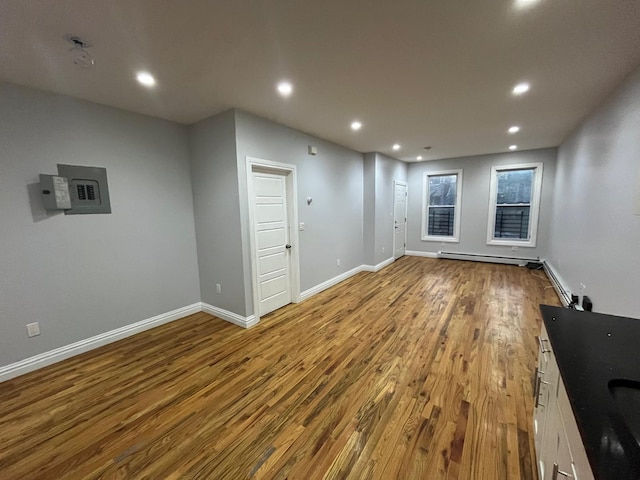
[285, 244, 292, 249]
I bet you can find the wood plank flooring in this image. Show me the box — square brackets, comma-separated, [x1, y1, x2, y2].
[0, 257, 560, 479]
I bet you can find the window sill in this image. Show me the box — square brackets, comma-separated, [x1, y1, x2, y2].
[422, 236, 459, 243]
[487, 239, 536, 248]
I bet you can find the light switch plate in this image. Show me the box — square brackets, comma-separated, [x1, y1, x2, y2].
[26, 322, 40, 337]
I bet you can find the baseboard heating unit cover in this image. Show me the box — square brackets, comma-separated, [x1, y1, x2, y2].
[438, 251, 540, 267]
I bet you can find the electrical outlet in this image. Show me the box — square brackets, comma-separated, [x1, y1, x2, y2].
[511, 246, 519, 252]
[216, 283, 222, 294]
[26, 322, 40, 337]
[337, 259, 341, 267]
[382, 247, 385, 253]
[299, 222, 305, 231]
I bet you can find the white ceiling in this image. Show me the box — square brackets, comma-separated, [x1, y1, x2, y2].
[2, 0, 640, 162]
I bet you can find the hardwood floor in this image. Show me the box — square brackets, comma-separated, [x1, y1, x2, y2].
[0, 257, 560, 479]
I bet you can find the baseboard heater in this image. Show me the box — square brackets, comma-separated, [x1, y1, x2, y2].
[542, 260, 571, 307]
[438, 251, 539, 267]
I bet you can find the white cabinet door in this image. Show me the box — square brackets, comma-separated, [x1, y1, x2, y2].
[534, 323, 594, 480]
[537, 366, 559, 478]
[534, 353, 549, 452]
[535, 324, 562, 480]
[554, 420, 578, 480]
[558, 381, 594, 480]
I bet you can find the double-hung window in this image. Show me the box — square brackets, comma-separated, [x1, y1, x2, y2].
[422, 169, 463, 242]
[487, 163, 543, 247]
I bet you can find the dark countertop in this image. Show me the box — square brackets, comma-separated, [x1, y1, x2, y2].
[540, 305, 640, 480]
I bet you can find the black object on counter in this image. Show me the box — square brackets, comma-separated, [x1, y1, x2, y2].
[540, 305, 640, 480]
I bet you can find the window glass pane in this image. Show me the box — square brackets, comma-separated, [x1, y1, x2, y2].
[429, 174, 457, 206]
[428, 206, 455, 236]
[496, 169, 533, 205]
[494, 205, 530, 239]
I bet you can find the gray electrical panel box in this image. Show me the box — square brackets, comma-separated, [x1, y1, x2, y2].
[57, 164, 111, 215]
[40, 174, 72, 210]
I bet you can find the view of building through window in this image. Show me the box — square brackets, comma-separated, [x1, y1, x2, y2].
[428, 174, 457, 237]
[494, 168, 534, 239]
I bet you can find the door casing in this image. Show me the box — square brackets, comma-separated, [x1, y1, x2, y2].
[246, 156, 300, 325]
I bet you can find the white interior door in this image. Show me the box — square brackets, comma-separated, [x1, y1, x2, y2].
[393, 181, 408, 259]
[252, 171, 292, 316]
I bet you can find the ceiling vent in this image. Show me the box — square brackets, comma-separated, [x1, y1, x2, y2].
[64, 34, 95, 68]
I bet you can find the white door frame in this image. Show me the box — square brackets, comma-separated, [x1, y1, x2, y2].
[246, 156, 301, 325]
[392, 180, 408, 260]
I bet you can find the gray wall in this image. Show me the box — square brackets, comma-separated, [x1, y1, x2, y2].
[189, 110, 248, 315]
[549, 66, 640, 317]
[373, 153, 408, 265]
[407, 148, 557, 259]
[363, 153, 376, 265]
[0, 83, 200, 366]
[234, 110, 364, 314]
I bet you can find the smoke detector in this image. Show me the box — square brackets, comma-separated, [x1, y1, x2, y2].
[64, 34, 95, 68]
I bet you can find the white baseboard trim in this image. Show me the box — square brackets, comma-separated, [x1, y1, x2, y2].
[542, 260, 572, 307]
[362, 257, 395, 273]
[200, 302, 257, 329]
[405, 250, 439, 258]
[0, 302, 202, 384]
[300, 265, 364, 301]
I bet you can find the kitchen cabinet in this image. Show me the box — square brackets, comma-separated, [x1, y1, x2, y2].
[534, 323, 594, 480]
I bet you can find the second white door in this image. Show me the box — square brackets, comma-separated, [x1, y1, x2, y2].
[252, 171, 292, 316]
[393, 181, 408, 259]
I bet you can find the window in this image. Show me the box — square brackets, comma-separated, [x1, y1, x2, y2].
[487, 163, 543, 247]
[422, 169, 463, 242]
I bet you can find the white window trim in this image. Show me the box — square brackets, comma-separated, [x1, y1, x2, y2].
[486, 162, 543, 248]
[421, 169, 463, 243]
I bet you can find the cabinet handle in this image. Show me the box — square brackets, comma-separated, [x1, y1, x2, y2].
[552, 463, 573, 479]
[538, 336, 551, 353]
[533, 374, 551, 406]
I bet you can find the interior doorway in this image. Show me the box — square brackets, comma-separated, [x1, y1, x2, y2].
[247, 158, 300, 320]
[393, 180, 408, 260]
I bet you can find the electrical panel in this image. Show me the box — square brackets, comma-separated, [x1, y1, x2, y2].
[39, 174, 71, 210]
[57, 164, 111, 214]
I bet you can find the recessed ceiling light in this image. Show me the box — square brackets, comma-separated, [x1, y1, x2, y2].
[136, 71, 156, 87]
[417, 155, 423, 161]
[392, 144, 401, 151]
[515, 0, 539, 8]
[351, 121, 362, 131]
[512, 82, 530, 95]
[509, 145, 518, 150]
[508, 126, 520, 134]
[277, 81, 293, 97]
